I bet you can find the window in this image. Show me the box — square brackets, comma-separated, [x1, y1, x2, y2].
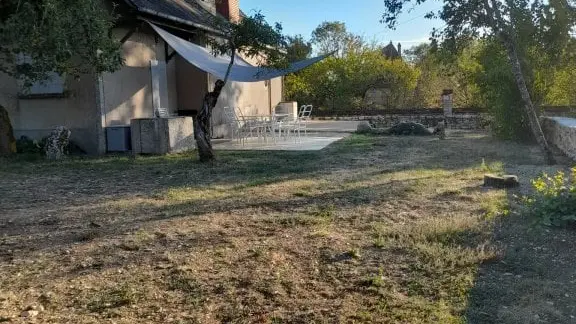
[16, 54, 66, 98]
[20, 72, 65, 96]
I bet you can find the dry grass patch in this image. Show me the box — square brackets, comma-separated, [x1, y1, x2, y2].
[0, 132, 558, 323]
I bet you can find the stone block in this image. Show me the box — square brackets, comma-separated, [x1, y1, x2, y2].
[131, 117, 195, 155]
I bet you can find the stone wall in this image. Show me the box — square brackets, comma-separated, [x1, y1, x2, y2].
[368, 113, 490, 130]
[541, 117, 576, 160]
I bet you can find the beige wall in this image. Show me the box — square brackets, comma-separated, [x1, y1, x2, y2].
[205, 51, 284, 138]
[209, 72, 283, 138]
[176, 55, 208, 112]
[1, 72, 101, 153]
[102, 27, 179, 127]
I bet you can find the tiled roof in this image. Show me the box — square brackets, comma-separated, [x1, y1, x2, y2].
[124, 0, 220, 32]
[382, 42, 400, 59]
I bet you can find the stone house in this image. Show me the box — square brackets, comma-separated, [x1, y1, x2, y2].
[363, 41, 403, 108]
[382, 42, 402, 60]
[0, 0, 283, 154]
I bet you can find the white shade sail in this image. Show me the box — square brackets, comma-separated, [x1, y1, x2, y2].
[149, 23, 331, 83]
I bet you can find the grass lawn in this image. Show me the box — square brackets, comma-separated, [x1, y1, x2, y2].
[1, 131, 575, 323]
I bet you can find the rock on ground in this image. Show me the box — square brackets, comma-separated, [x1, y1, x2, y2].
[386, 122, 433, 136]
[45, 126, 71, 160]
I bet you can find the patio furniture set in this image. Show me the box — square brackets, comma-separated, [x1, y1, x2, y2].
[224, 105, 313, 144]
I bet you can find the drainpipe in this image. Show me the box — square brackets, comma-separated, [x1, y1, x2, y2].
[96, 74, 107, 154]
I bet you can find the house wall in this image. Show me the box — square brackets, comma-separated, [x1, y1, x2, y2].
[176, 55, 208, 112]
[210, 74, 284, 139]
[2, 25, 180, 155]
[208, 51, 284, 138]
[102, 27, 179, 128]
[0, 72, 101, 154]
[2, 19, 285, 153]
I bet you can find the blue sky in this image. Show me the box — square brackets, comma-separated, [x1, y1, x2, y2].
[240, 0, 444, 50]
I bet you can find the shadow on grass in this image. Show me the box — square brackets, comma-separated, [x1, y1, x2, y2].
[465, 208, 576, 324]
[0, 132, 542, 258]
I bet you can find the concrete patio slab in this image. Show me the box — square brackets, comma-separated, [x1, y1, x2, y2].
[214, 133, 348, 151]
[306, 120, 361, 132]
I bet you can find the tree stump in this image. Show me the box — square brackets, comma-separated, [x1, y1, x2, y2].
[0, 105, 16, 156]
[483, 174, 519, 188]
[434, 120, 447, 140]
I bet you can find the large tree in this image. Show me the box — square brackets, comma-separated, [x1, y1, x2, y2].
[382, 0, 576, 164]
[194, 12, 287, 162]
[286, 35, 313, 62]
[311, 21, 363, 57]
[0, 0, 123, 155]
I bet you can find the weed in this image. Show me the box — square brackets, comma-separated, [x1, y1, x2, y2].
[348, 248, 362, 259]
[311, 205, 336, 219]
[167, 269, 204, 307]
[524, 169, 576, 227]
[87, 285, 140, 313]
[373, 235, 386, 249]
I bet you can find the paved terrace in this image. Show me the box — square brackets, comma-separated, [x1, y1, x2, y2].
[214, 121, 361, 151]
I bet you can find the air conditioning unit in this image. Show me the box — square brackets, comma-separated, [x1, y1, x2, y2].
[106, 126, 132, 152]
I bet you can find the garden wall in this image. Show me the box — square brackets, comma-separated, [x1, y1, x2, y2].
[541, 117, 576, 160]
[367, 113, 490, 130]
[310, 108, 490, 130]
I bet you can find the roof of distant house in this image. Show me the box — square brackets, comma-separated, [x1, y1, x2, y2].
[123, 0, 221, 32]
[382, 42, 401, 59]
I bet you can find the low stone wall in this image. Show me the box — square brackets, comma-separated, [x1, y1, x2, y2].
[541, 117, 576, 160]
[368, 113, 490, 130]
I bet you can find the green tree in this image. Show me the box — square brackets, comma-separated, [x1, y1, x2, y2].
[404, 43, 483, 108]
[286, 35, 312, 62]
[0, 0, 123, 86]
[286, 48, 419, 111]
[382, 0, 576, 163]
[0, 0, 123, 155]
[311, 21, 363, 57]
[195, 12, 287, 161]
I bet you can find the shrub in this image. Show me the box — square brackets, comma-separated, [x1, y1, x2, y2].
[16, 136, 43, 154]
[524, 168, 576, 227]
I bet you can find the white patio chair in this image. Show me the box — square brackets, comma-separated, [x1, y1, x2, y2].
[281, 105, 313, 142]
[284, 105, 313, 141]
[235, 107, 267, 141]
[156, 107, 170, 118]
[223, 106, 246, 144]
[296, 105, 313, 137]
[269, 109, 293, 141]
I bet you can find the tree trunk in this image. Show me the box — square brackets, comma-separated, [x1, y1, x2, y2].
[193, 47, 235, 162]
[500, 38, 555, 164]
[0, 105, 16, 156]
[484, 0, 555, 164]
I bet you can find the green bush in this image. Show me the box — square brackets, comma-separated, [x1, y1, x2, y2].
[524, 169, 576, 227]
[16, 136, 43, 154]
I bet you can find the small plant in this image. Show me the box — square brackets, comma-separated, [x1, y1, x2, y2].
[311, 205, 335, 219]
[87, 285, 140, 312]
[348, 248, 362, 259]
[524, 168, 576, 227]
[363, 268, 386, 288]
[167, 269, 204, 306]
[16, 136, 43, 154]
[373, 235, 386, 249]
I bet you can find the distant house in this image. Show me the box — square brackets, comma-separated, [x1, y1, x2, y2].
[363, 42, 404, 108]
[0, 0, 283, 154]
[382, 42, 402, 60]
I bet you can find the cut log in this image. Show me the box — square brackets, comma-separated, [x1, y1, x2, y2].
[483, 174, 519, 188]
